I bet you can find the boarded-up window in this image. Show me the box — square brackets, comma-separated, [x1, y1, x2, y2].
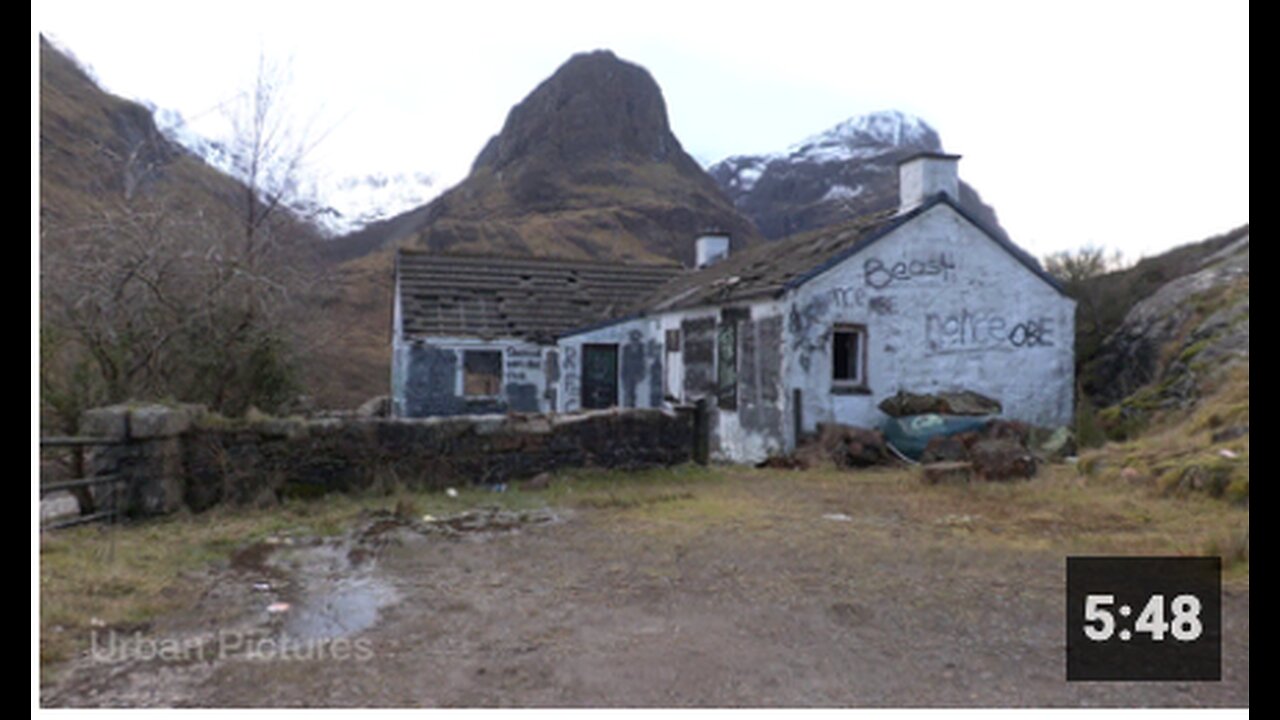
[832, 324, 867, 388]
[463, 350, 503, 397]
[717, 321, 738, 410]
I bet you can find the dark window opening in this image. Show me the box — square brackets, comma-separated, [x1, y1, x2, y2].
[832, 325, 867, 389]
[463, 350, 503, 397]
[665, 328, 681, 353]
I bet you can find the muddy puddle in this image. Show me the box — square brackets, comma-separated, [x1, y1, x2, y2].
[250, 507, 560, 641]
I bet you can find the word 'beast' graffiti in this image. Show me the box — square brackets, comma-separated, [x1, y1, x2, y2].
[925, 310, 1054, 355]
[864, 252, 957, 290]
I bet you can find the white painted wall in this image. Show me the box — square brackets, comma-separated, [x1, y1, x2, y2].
[783, 203, 1076, 434]
[556, 317, 665, 413]
[898, 155, 960, 211]
[391, 334, 554, 417]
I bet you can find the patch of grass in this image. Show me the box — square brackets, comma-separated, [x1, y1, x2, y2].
[1204, 526, 1250, 578]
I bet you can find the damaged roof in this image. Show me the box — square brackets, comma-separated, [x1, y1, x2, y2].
[396, 251, 682, 343]
[625, 193, 1066, 316]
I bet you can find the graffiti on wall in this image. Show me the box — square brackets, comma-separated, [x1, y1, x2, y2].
[788, 295, 831, 372]
[863, 252, 957, 290]
[562, 346, 580, 412]
[818, 285, 893, 315]
[503, 346, 542, 383]
[924, 309, 1054, 355]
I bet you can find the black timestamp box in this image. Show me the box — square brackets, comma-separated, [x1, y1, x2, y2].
[1066, 556, 1221, 681]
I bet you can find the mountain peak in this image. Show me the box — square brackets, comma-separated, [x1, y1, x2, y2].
[472, 49, 683, 174]
[328, 50, 760, 265]
[707, 111, 1002, 241]
[785, 110, 941, 165]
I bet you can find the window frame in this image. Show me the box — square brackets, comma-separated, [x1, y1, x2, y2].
[831, 323, 870, 394]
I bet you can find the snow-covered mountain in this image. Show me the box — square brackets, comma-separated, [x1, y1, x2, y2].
[149, 105, 436, 237]
[707, 110, 1005, 241]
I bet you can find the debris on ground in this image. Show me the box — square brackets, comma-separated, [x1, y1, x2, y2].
[419, 506, 558, 535]
[355, 506, 560, 542]
[783, 423, 892, 470]
[921, 461, 974, 485]
[970, 439, 1037, 481]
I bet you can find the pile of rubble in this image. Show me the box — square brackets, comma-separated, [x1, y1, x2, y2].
[766, 390, 1075, 484]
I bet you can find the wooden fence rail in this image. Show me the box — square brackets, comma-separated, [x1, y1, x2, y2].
[39, 435, 131, 531]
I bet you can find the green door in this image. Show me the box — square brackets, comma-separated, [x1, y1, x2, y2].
[581, 344, 619, 410]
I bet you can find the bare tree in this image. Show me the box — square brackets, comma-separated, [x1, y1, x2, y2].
[40, 50, 327, 431]
[1043, 244, 1125, 286]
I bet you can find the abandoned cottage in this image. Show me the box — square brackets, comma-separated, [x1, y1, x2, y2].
[391, 153, 1076, 463]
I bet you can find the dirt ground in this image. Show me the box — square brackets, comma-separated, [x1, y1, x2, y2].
[40, 466, 1249, 707]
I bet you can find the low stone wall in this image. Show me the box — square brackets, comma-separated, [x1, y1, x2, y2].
[81, 403, 696, 517]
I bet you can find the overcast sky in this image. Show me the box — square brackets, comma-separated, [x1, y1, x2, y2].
[35, 0, 1249, 261]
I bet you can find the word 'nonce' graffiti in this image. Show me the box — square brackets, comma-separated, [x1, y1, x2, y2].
[864, 252, 957, 290]
[925, 310, 1054, 354]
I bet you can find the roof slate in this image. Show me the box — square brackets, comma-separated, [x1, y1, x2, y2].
[396, 251, 681, 343]
[397, 194, 1064, 344]
[619, 193, 1065, 318]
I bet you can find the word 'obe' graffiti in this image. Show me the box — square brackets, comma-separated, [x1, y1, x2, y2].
[925, 310, 1054, 353]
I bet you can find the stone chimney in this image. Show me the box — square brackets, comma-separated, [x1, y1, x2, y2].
[897, 152, 961, 213]
[695, 233, 730, 269]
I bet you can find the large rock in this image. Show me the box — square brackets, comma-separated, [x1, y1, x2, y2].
[799, 423, 892, 469]
[970, 439, 1037, 481]
[920, 433, 974, 463]
[1037, 426, 1077, 459]
[878, 390, 1002, 418]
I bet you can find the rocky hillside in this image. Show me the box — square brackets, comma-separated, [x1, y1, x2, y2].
[325, 50, 762, 265]
[708, 110, 1008, 241]
[40, 36, 231, 248]
[1084, 226, 1249, 416]
[1068, 225, 1249, 507]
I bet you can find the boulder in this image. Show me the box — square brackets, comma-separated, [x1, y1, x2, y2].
[878, 390, 1002, 418]
[982, 419, 1031, 444]
[1038, 426, 1078, 459]
[921, 433, 974, 463]
[970, 439, 1037, 481]
[803, 422, 896, 468]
